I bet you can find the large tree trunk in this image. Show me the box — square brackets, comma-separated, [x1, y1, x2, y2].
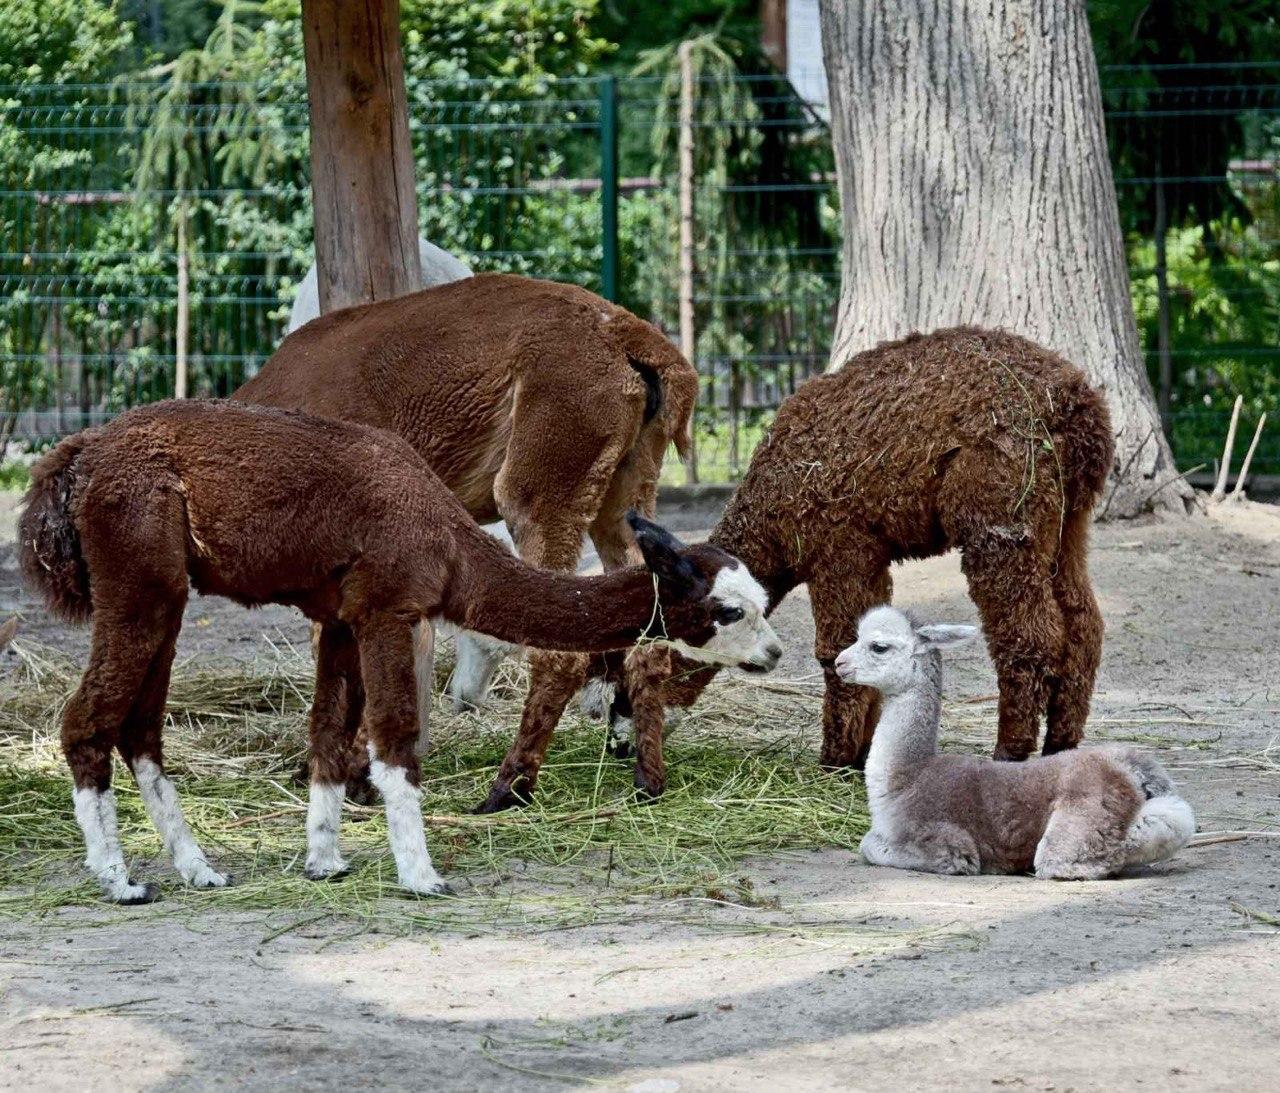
[301, 0, 421, 314]
[818, 0, 1190, 517]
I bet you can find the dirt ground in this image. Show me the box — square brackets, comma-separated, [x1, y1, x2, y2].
[1, 491, 1278, 1091]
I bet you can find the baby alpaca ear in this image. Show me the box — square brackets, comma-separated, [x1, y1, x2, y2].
[627, 511, 698, 588]
[916, 623, 978, 649]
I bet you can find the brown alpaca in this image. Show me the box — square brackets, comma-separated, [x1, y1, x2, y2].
[233, 271, 697, 746]
[479, 327, 1114, 810]
[18, 400, 779, 903]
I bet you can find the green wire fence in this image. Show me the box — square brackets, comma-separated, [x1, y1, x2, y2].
[2, 65, 1279, 482]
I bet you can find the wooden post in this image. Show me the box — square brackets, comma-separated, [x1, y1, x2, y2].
[175, 205, 189, 398]
[678, 40, 698, 485]
[301, 0, 421, 314]
[1154, 177, 1172, 430]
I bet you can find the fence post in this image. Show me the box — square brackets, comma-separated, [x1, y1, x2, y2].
[599, 76, 620, 303]
[677, 41, 698, 485]
[1154, 176, 1172, 431]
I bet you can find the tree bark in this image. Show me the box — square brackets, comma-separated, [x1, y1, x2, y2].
[818, 0, 1190, 517]
[301, 0, 422, 314]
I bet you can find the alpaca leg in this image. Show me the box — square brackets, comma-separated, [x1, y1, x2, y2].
[960, 539, 1065, 762]
[447, 629, 510, 713]
[860, 826, 980, 875]
[809, 559, 892, 768]
[1033, 802, 1132, 880]
[305, 622, 364, 880]
[480, 438, 624, 813]
[117, 603, 226, 890]
[623, 645, 674, 799]
[1043, 507, 1103, 755]
[355, 615, 451, 896]
[64, 606, 179, 905]
[475, 650, 591, 813]
[412, 619, 435, 755]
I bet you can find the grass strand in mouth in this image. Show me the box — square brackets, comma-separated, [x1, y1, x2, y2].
[0, 638, 877, 937]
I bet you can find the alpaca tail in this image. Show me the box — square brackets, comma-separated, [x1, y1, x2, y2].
[611, 311, 698, 460]
[1123, 794, 1196, 868]
[17, 430, 97, 622]
[1056, 376, 1115, 515]
[1115, 750, 1195, 867]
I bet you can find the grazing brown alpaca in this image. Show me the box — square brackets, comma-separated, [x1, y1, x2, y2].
[233, 271, 698, 745]
[18, 401, 779, 903]
[480, 327, 1114, 810]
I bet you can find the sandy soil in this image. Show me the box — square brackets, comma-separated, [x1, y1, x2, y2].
[1, 492, 1278, 1091]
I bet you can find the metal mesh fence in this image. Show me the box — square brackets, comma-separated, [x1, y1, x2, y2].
[2, 65, 1278, 482]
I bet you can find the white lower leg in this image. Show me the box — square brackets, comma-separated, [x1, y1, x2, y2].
[304, 781, 349, 879]
[367, 755, 450, 896]
[131, 758, 226, 888]
[447, 630, 511, 713]
[73, 786, 154, 903]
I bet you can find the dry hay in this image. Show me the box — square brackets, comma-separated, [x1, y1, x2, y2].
[0, 637, 916, 947]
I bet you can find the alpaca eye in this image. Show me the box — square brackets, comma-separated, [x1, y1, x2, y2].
[870, 642, 891, 654]
[714, 605, 745, 625]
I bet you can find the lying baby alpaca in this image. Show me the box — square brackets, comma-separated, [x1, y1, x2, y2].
[836, 607, 1195, 879]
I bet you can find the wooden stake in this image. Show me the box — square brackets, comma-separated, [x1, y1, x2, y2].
[1230, 413, 1267, 503]
[677, 39, 698, 485]
[1210, 395, 1243, 503]
[301, 0, 422, 315]
[175, 205, 189, 399]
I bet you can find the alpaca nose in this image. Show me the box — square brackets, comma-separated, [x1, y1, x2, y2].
[834, 649, 856, 682]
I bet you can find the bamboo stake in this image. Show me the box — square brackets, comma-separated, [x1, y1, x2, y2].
[1210, 395, 1243, 502]
[1229, 413, 1266, 503]
[678, 39, 698, 485]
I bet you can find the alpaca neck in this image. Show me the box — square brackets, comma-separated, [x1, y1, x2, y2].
[439, 533, 667, 654]
[864, 656, 943, 800]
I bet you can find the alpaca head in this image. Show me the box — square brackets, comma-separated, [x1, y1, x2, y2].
[628, 512, 782, 673]
[833, 606, 977, 696]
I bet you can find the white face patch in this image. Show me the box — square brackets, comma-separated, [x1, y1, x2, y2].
[674, 562, 782, 672]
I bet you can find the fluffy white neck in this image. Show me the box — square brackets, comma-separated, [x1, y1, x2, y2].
[863, 655, 942, 800]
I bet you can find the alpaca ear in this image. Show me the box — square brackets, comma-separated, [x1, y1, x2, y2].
[627, 511, 698, 588]
[916, 623, 978, 649]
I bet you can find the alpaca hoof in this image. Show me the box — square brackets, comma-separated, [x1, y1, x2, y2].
[992, 744, 1032, 762]
[633, 772, 666, 801]
[605, 735, 633, 761]
[304, 861, 352, 882]
[1040, 738, 1078, 757]
[403, 879, 455, 898]
[183, 862, 230, 889]
[474, 783, 531, 815]
[818, 756, 864, 776]
[111, 881, 160, 906]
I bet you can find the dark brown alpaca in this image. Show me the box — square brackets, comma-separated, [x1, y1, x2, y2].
[19, 400, 779, 903]
[233, 271, 698, 746]
[479, 327, 1114, 810]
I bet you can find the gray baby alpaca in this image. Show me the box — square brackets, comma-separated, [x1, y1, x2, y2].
[837, 606, 1195, 879]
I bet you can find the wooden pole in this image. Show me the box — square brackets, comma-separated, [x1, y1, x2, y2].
[175, 205, 189, 398]
[301, 0, 421, 314]
[677, 40, 698, 485]
[1210, 395, 1243, 503]
[1230, 413, 1267, 503]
